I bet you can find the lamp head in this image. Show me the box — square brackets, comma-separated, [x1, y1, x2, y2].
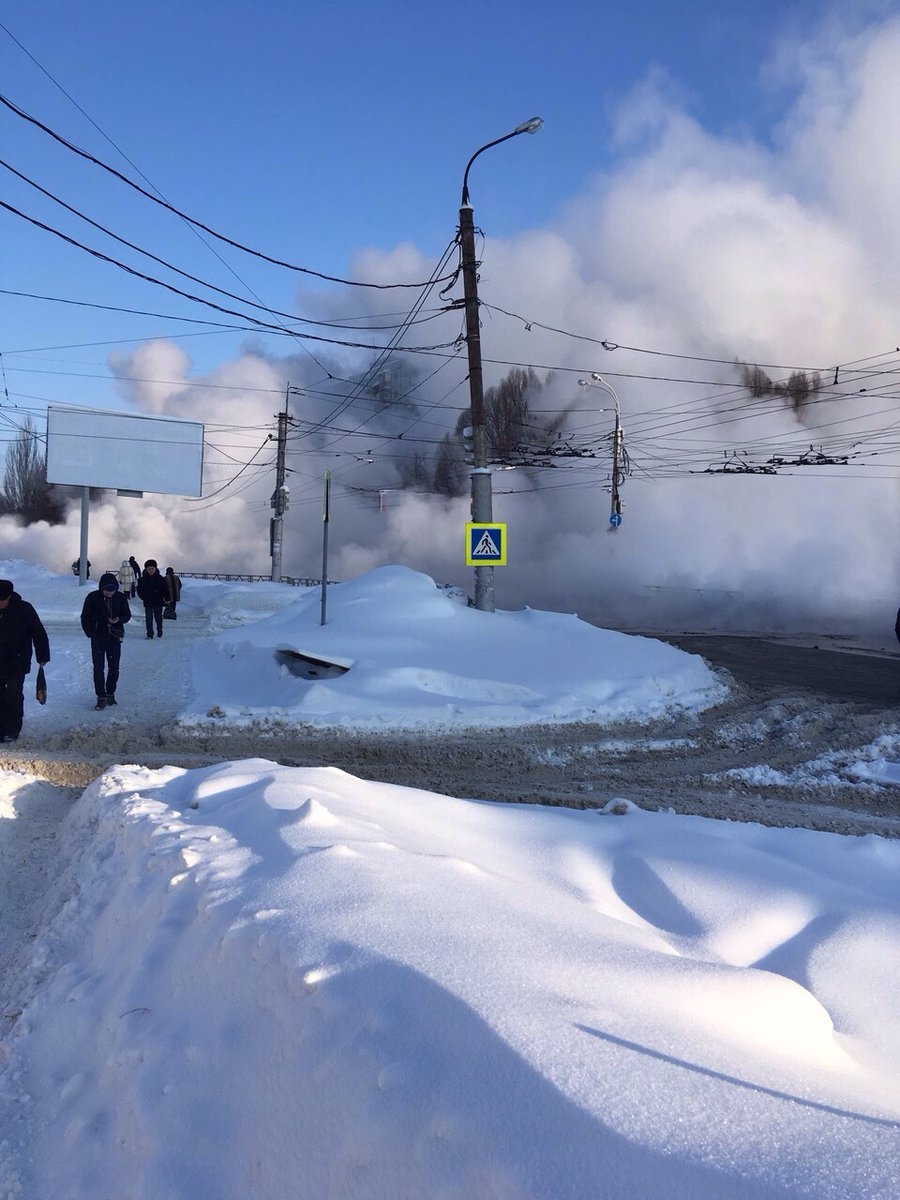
[461, 117, 543, 205]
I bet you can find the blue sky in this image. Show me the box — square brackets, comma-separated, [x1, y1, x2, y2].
[0, 0, 853, 409]
[3, 1, 900, 623]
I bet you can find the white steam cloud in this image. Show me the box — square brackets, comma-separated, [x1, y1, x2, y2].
[8, 14, 900, 635]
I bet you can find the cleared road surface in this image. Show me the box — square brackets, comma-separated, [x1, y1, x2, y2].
[657, 634, 900, 705]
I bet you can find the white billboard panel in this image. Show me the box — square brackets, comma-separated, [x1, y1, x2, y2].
[46, 406, 204, 497]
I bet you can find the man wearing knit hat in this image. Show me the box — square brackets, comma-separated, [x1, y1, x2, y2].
[0, 579, 50, 741]
[80, 572, 132, 710]
[136, 559, 168, 639]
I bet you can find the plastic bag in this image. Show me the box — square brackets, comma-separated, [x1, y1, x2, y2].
[35, 665, 47, 705]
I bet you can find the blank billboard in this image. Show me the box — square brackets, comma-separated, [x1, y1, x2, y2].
[46, 406, 204, 497]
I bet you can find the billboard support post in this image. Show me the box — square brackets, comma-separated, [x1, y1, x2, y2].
[78, 487, 90, 586]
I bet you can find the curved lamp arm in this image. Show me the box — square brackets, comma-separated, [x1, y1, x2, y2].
[461, 118, 543, 206]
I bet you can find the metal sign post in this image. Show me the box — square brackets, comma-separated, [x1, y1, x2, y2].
[320, 471, 331, 626]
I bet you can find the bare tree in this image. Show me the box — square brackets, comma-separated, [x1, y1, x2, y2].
[485, 367, 540, 461]
[785, 370, 821, 411]
[395, 452, 432, 490]
[2, 418, 65, 524]
[739, 364, 774, 397]
[738, 363, 822, 412]
[404, 366, 555, 495]
[433, 433, 468, 497]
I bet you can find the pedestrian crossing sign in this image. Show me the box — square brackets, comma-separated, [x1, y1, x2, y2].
[465, 522, 507, 566]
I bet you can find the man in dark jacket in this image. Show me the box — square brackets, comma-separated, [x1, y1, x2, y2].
[81, 572, 131, 710]
[137, 558, 168, 639]
[0, 578, 51, 741]
[164, 566, 182, 617]
[128, 555, 140, 597]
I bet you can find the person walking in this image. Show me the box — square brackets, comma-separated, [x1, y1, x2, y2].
[0, 578, 51, 741]
[81, 572, 131, 710]
[128, 555, 140, 598]
[117, 559, 132, 592]
[164, 566, 182, 617]
[137, 559, 167, 638]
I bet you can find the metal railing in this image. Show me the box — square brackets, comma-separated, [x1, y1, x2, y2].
[180, 572, 334, 587]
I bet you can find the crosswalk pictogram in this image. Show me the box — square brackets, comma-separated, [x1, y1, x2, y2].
[465, 523, 507, 566]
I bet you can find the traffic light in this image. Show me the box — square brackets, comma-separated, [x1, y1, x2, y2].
[270, 485, 290, 515]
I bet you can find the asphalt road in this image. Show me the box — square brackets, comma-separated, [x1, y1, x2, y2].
[659, 634, 900, 705]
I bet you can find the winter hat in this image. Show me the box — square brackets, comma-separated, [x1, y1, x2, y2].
[144, 559, 158, 568]
[99, 573, 119, 591]
[0, 580, 13, 599]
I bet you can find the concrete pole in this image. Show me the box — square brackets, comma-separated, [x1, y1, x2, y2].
[610, 399, 623, 526]
[458, 201, 494, 613]
[270, 389, 289, 582]
[457, 119, 542, 611]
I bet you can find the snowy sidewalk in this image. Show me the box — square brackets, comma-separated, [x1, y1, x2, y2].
[22, 610, 199, 746]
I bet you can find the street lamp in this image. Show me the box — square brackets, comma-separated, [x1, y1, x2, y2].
[459, 117, 543, 612]
[578, 373, 624, 529]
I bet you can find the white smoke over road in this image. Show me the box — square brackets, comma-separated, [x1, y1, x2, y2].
[8, 13, 900, 634]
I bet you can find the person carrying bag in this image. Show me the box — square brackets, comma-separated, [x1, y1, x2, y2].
[163, 567, 182, 620]
[0, 578, 50, 742]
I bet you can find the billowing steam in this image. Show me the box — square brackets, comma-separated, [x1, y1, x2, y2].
[7, 14, 900, 636]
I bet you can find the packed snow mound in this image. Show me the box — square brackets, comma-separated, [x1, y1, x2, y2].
[184, 565, 727, 730]
[6, 760, 898, 1200]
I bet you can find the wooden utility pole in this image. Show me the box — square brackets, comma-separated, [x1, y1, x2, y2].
[270, 385, 290, 581]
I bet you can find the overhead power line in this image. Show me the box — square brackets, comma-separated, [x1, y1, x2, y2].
[0, 31, 339, 376]
[0, 163, 461, 336]
[480, 299, 900, 381]
[0, 90, 455, 291]
[0, 198, 463, 354]
[0, 287, 455, 340]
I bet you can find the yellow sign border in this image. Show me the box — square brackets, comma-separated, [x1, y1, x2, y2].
[465, 522, 507, 566]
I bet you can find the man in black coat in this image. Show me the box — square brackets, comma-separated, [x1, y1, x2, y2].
[81, 572, 131, 710]
[0, 578, 51, 741]
[128, 555, 140, 597]
[164, 566, 182, 617]
[136, 558, 168, 639]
